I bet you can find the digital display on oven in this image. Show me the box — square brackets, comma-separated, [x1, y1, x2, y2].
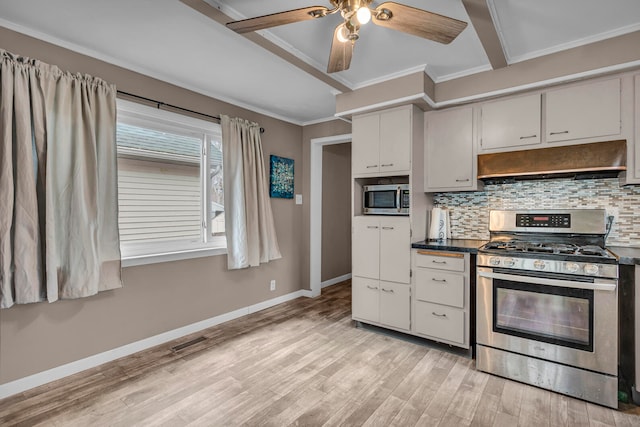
[516, 213, 571, 228]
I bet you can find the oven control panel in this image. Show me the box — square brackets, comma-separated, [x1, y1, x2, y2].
[516, 213, 571, 228]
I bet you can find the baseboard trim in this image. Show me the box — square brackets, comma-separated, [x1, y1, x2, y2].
[0, 289, 307, 400]
[321, 273, 352, 289]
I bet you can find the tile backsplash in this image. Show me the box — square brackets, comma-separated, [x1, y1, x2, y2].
[433, 177, 640, 247]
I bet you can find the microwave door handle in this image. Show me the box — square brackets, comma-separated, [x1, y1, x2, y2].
[396, 187, 401, 213]
[478, 271, 617, 292]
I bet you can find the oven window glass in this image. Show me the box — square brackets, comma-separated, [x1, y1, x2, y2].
[365, 190, 397, 209]
[493, 279, 594, 351]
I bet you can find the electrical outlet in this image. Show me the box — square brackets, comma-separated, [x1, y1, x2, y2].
[270, 280, 276, 291]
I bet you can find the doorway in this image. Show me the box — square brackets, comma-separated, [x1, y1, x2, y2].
[310, 134, 351, 297]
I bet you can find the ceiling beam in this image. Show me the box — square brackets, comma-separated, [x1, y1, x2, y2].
[461, 0, 507, 70]
[180, 0, 351, 94]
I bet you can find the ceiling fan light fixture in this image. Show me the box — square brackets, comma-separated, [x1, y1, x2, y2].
[336, 23, 350, 43]
[356, 6, 371, 24]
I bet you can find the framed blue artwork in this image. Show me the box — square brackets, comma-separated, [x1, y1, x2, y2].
[269, 155, 294, 199]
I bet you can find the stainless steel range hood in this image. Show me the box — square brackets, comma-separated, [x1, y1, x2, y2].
[477, 140, 626, 182]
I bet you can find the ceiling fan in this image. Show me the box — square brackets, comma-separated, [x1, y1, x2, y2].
[225, 1, 468, 74]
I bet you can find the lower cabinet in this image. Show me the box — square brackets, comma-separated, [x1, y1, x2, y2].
[411, 249, 471, 349]
[352, 277, 410, 331]
[352, 249, 472, 349]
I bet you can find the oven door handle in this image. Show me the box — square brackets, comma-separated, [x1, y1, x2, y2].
[478, 271, 617, 292]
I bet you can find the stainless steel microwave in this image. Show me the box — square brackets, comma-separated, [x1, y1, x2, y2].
[363, 184, 410, 215]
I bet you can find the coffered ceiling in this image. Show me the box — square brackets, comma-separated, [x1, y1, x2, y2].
[0, 0, 639, 125]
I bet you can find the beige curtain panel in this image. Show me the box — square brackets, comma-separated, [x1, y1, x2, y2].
[0, 49, 122, 308]
[221, 115, 281, 269]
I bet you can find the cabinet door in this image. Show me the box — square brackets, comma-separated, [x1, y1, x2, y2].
[379, 108, 411, 173]
[379, 281, 410, 330]
[636, 75, 640, 179]
[352, 277, 379, 323]
[352, 114, 380, 175]
[480, 94, 541, 151]
[379, 217, 410, 284]
[352, 216, 380, 279]
[425, 107, 474, 190]
[546, 79, 621, 143]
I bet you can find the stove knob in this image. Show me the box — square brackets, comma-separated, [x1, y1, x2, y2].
[584, 264, 600, 275]
[503, 257, 516, 268]
[490, 257, 501, 266]
[533, 260, 546, 270]
[565, 262, 581, 274]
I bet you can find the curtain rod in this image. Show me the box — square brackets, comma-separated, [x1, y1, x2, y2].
[116, 90, 265, 133]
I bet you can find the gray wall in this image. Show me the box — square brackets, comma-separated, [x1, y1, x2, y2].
[0, 26, 309, 384]
[321, 143, 352, 282]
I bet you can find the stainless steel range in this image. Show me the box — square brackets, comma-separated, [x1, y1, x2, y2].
[476, 209, 619, 408]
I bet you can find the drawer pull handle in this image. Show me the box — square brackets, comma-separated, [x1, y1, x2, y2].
[382, 226, 394, 230]
[366, 226, 379, 229]
[549, 130, 569, 135]
[432, 278, 447, 283]
[519, 134, 537, 140]
[381, 288, 394, 293]
[432, 312, 447, 318]
[366, 165, 378, 168]
[455, 178, 470, 182]
[381, 163, 394, 167]
[366, 285, 379, 290]
[432, 260, 447, 264]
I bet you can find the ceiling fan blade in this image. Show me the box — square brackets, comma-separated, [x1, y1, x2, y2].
[372, 2, 467, 44]
[327, 25, 354, 73]
[227, 6, 331, 34]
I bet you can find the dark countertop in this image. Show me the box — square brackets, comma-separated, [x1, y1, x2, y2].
[411, 239, 488, 254]
[607, 246, 640, 266]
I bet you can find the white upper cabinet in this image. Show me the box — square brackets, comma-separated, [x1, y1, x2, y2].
[352, 114, 380, 175]
[352, 106, 412, 175]
[425, 107, 479, 191]
[379, 108, 411, 174]
[479, 93, 541, 152]
[545, 78, 621, 143]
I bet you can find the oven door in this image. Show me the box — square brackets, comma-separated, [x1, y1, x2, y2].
[477, 266, 618, 375]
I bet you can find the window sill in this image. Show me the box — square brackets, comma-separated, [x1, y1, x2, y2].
[121, 246, 227, 267]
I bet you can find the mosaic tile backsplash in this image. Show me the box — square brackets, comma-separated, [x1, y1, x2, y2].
[433, 177, 640, 247]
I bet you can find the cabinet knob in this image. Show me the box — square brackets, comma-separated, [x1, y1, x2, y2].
[519, 134, 537, 139]
[549, 130, 569, 135]
[381, 163, 394, 167]
[381, 226, 394, 230]
[432, 278, 447, 283]
[366, 285, 379, 290]
[366, 165, 378, 168]
[381, 288, 394, 293]
[432, 312, 447, 318]
[455, 178, 470, 182]
[366, 226, 379, 229]
[432, 260, 447, 264]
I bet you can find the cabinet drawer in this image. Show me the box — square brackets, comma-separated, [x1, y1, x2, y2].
[414, 301, 465, 345]
[414, 250, 465, 272]
[414, 269, 464, 308]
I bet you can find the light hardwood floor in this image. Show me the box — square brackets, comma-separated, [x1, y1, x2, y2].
[1, 280, 639, 426]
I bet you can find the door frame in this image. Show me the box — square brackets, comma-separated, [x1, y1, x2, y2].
[310, 133, 352, 297]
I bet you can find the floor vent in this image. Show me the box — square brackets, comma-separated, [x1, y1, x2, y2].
[171, 336, 206, 352]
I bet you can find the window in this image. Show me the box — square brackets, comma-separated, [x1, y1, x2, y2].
[116, 100, 225, 262]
